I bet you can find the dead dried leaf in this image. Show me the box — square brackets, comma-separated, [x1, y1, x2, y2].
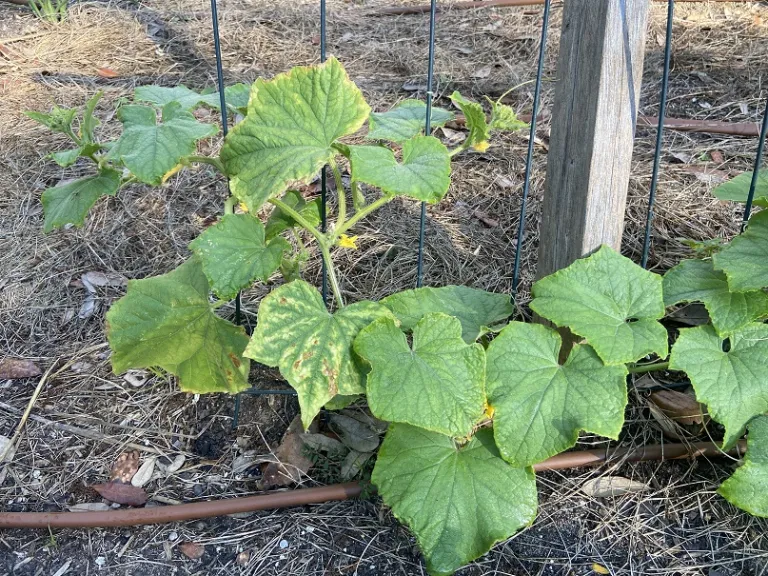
[81, 271, 127, 289]
[0, 358, 41, 380]
[96, 67, 119, 78]
[633, 374, 659, 390]
[261, 415, 317, 489]
[131, 456, 156, 487]
[0, 435, 16, 463]
[473, 209, 499, 228]
[300, 433, 347, 455]
[710, 150, 725, 164]
[110, 450, 139, 483]
[592, 564, 611, 575]
[164, 454, 186, 475]
[328, 413, 380, 452]
[67, 502, 111, 512]
[78, 294, 97, 320]
[496, 176, 515, 189]
[179, 542, 205, 560]
[122, 370, 149, 388]
[649, 389, 707, 426]
[581, 476, 649, 498]
[340, 450, 374, 480]
[647, 400, 689, 440]
[680, 166, 731, 185]
[668, 303, 709, 326]
[93, 482, 148, 506]
[471, 65, 492, 79]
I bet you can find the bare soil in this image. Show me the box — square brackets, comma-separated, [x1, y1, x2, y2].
[1, 1, 767, 574]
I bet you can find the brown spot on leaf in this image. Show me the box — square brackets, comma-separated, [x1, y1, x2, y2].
[228, 353, 241, 368]
[322, 360, 339, 395]
[279, 297, 288, 304]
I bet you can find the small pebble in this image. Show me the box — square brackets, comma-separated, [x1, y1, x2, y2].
[95, 557, 106, 568]
[168, 531, 179, 541]
[279, 539, 289, 549]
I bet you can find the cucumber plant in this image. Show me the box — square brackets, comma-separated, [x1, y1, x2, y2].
[29, 59, 768, 575]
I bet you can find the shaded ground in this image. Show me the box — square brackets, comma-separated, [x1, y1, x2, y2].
[1, 1, 767, 574]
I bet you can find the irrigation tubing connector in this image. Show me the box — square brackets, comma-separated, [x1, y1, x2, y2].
[0, 440, 745, 529]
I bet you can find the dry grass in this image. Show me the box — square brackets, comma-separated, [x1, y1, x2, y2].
[1, 0, 768, 574]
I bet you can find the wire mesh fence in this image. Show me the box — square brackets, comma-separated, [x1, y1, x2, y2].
[206, 0, 768, 420]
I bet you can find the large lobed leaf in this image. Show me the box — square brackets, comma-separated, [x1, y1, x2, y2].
[115, 103, 217, 185]
[348, 135, 451, 203]
[712, 172, 768, 209]
[713, 210, 768, 292]
[663, 259, 768, 336]
[381, 285, 514, 343]
[220, 57, 370, 212]
[372, 424, 537, 576]
[367, 100, 454, 143]
[486, 322, 628, 467]
[669, 323, 768, 448]
[189, 214, 290, 300]
[107, 257, 250, 394]
[530, 245, 668, 365]
[719, 415, 768, 517]
[354, 313, 486, 438]
[41, 169, 121, 232]
[135, 84, 251, 112]
[244, 280, 393, 429]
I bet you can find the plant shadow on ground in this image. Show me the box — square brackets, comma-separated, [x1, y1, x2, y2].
[1, 0, 767, 574]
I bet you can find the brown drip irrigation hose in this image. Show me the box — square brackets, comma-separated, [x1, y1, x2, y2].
[0, 440, 745, 529]
[373, 0, 754, 17]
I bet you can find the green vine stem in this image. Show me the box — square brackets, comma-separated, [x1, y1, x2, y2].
[186, 155, 226, 174]
[329, 157, 346, 229]
[627, 361, 670, 375]
[336, 194, 395, 237]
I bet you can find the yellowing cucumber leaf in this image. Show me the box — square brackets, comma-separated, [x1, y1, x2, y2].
[106, 257, 250, 394]
[42, 169, 121, 233]
[354, 313, 486, 438]
[348, 136, 450, 203]
[244, 280, 393, 429]
[530, 245, 668, 365]
[712, 171, 768, 209]
[220, 58, 370, 212]
[115, 103, 217, 185]
[265, 190, 321, 240]
[381, 285, 513, 343]
[488, 100, 528, 132]
[134, 85, 222, 110]
[719, 415, 768, 517]
[372, 424, 537, 576]
[450, 91, 490, 150]
[487, 322, 628, 467]
[367, 100, 454, 143]
[189, 214, 290, 299]
[713, 210, 768, 292]
[663, 259, 768, 336]
[669, 323, 768, 448]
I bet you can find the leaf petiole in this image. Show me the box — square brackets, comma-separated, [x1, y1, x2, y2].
[186, 155, 226, 174]
[336, 194, 395, 237]
[329, 157, 347, 230]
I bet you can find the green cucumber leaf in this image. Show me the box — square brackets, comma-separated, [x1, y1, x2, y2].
[81, 90, 102, 143]
[134, 85, 222, 110]
[713, 210, 768, 292]
[50, 148, 82, 167]
[25, 106, 77, 135]
[669, 323, 768, 448]
[115, 102, 217, 185]
[41, 169, 121, 233]
[712, 171, 768, 209]
[530, 245, 668, 365]
[449, 91, 490, 150]
[372, 424, 537, 576]
[354, 313, 486, 438]
[244, 280, 393, 429]
[663, 259, 768, 336]
[223, 83, 251, 112]
[488, 100, 528, 132]
[265, 190, 322, 240]
[367, 100, 454, 143]
[380, 285, 513, 343]
[189, 214, 290, 299]
[324, 394, 360, 411]
[220, 57, 370, 212]
[718, 415, 768, 517]
[348, 136, 451, 203]
[106, 257, 250, 394]
[486, 322, 628, 467]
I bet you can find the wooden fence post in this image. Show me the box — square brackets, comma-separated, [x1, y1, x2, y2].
[536, 0, 650, 278]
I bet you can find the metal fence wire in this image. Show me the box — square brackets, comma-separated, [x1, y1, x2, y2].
[210, 0, 768, 424]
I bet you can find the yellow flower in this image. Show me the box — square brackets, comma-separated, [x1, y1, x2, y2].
[483, 404, 495, 420]
[238, 202, 249, 213]
[472, 140, 490, 152]
[339, 234, 359, 249]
